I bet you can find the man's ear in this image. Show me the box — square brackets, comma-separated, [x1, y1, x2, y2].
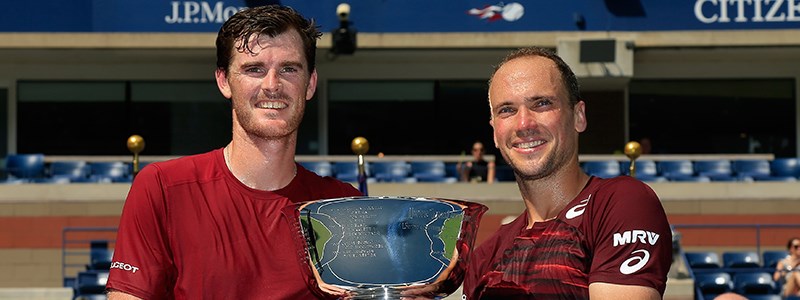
[574, 100, 587, 133]
[215, 68, 232, 99]
[306, 69, 318, 101]
[490, 118, 499, 148]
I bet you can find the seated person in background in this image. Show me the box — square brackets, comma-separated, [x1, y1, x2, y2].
[458, 141, 496, 183]
[774, 237, 800, 297]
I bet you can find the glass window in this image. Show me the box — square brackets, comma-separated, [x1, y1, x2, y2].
[629, 79, 796, 156]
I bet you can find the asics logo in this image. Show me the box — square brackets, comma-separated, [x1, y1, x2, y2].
[620, 249, 650, 275]
[565, 195, 591, 219]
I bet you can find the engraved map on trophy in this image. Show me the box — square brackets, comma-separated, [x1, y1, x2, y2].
[284, 196, 486, 299]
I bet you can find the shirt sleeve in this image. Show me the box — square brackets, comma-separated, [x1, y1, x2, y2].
[587, 178, 673, 295]
[106, 165, 176, 299]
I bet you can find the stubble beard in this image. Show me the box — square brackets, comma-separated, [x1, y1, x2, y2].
[233, 94, 305, 140]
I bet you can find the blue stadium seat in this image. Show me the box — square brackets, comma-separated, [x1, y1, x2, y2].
[31, 176, 72, 184]
[686, 251, 722, 269]
[745, 295, 782, 300]
[87, 240, 112, 270]
[620, 160, 666, 182]
[770, 158, 800, 178]
[694, 160, 735, 181]
[494, 164, 515, 182]
[444, 162, 459, 179]
[694, 271, 733, 295]
[732, 159, 772, 181]
[4, 153, 45, 181]
[658, 160, 696, 180]
[89, 162, 131, 183]
[733, 272, 776, 295]
[762, 250, 788, 269]
[50, 161, 91, 182]
[299, 161, 333, 177]
[75, 270, 109, 296]
[670, 175, 711, 182]
[370, 161, 415, 182]
[583, 160, 621, 178]
[333, 162, 369, 183]
[409, 161, 456, 183]
[723, 251, 761, 268]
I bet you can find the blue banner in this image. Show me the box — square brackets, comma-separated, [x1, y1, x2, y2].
[1, 0, 799, 33]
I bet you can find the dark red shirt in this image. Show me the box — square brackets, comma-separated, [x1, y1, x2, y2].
[106, 149, 361, 299]
[464, 176, 672, 299]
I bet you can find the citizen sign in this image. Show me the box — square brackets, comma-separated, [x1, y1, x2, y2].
[695, 0, 800, 23]
[165, 1, 245, 24]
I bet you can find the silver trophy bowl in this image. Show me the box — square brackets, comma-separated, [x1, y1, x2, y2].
[283, 196, 487, 299]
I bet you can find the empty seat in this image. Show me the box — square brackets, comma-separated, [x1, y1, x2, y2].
[583, 161, 621, 178]
[685, 251, 722, 269]
[90, 162, 130, 183]
[762, 250, 788, 269]
[658, 160, 695, 180]
[4, 153, 45, 181]
[745, 295, 782, 300]
[694, 160, 735, 181]
[75, 270, 109, 296]
[88, 240, 112, 270]
[299, 161, 333, 177]
[370, 161, 414, 182]
[771, 158, 800, 178]
[333, 162, 367, 183]
[620, 160, 666, 182]
[49, 161, 91, 182]
[694, 271, 733, 295]
[494, 164, 515, 182]
[31, 176, 72, 184]
[733, 272, 776, 295]
[409, 161, 456, 183]
[723, 251, 761, 268]
[732, 160, 772, 180]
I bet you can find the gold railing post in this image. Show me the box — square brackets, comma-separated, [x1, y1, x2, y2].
[127, 135, 145, 178]
[624, 141, 642, 178]
[351, 137, 369, 195]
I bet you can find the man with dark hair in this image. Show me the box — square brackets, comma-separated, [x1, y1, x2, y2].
[106, 5, 360, 299]
[463, 47, 672, 299]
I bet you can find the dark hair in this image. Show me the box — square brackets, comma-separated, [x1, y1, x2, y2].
[489, 46, 581, 106]
[787, 237, 800, 250]
[216, 5, 322, 73]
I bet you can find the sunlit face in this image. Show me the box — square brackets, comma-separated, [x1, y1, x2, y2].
[488, 55, 586, 181]
[215, 29, 317, 140]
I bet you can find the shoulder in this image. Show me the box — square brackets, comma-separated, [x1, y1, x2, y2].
[295, 164, 361, 198]
[588, 176, 660, 205]
[139, 149, 223, 187]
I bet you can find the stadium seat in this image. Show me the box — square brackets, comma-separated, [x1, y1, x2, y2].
[74, 295, 108, 300]
[762, 250, 788, 269]
[444, 162, 459, 179]
[694, 271, 733, 295]
[620, 160, 666, 182]
[50, 161, 91, 182]
[89, 162, 130, 183]
[733, 272, 776, 295]
[87, 240, 113, 270]
[670, 175, 711, 182]
[494, 164, 515, 182]
[685, 251, 722, 269]
[31, 176, 72, 184]
[75, 270, 109, 296]
[658, 160, 696, 180]
[745, 295, 781, 300]
[770, 158, 800, 178]
[299, 161, 333, 177]
[723, 251, 761, 268]
[370, 161, 415, 182]
[693, 160, 735, 181]
[732, 159, 772, 180]
[333, 161, 368, 183]
[409, 161, 456, 183]
[4, 153, 45, 181]
[582, 160, 621, 178]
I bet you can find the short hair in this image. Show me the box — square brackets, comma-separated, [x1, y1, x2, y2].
[215, 5, 322, 73]
[489, 46, 581, 106]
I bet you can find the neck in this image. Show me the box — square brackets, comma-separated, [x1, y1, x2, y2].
[225, 130, 298, 191]
[517, 162, 589, 227]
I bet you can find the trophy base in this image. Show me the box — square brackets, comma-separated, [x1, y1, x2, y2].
[348, 286, 406, 300]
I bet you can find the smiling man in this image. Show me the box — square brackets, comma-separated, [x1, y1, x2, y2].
[105, 6, 361, 300]
[462, 47, 672, 300]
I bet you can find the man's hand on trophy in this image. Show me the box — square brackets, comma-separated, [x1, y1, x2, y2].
[398, 282, 444, 300]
